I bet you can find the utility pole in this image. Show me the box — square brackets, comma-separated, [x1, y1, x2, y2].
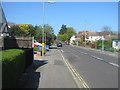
[42, 0, 55, 56]
[42, 1, 45, 56]
[84, 20, 87, 47]
[45, 33, 46, 53]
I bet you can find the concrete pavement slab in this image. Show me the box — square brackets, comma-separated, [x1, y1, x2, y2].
[23, 49, 78, 88]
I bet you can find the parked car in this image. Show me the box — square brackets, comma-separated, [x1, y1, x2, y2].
[34, 40, 42, 47]
[57, 42, 62, 47]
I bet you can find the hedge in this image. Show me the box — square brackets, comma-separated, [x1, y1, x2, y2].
[96, 40, 114, 52]
[1, 49, 25, 88]
[34, 46, 39, 51]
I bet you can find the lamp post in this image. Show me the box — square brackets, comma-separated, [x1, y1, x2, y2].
[84, 20, 87, 47]
[42, 1, 45, 56]
[42, 0, 55, 56]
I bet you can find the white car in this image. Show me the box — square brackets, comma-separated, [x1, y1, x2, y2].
[34, 42, 42, 46]
[34, 40, 42, 46]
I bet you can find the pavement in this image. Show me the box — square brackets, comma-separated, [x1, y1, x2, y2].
[20, 49, 78, 88]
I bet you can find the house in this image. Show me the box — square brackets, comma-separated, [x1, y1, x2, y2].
[70, 35, 76, 45]
[112, 39, 120, 49]
[0, 3, 9, 37]
[86, 36, 102, 42]
[77, 31, 103, 42]
[85, 31, 102, 42]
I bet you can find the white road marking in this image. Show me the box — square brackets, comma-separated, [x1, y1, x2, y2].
[91, 55, 103, 61]
[58, 50, 90, 89]
[61, 50, 64, 52]
[80, 51, 87, 55]
[90, 55, 119, 68]
[109, 62, 119, 67]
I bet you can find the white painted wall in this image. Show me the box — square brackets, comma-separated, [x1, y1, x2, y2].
[70, 35, 76, 45]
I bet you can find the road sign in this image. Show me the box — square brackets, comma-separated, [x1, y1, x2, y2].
[101, 36, 105, 40]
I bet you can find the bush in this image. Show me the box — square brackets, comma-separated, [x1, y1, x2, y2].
[96, 40, 102, 49]
[104, 47, 114, 52]
[34, 46, 39, 51]
[118, 49, 120, 52]
[96, 40, 113, 51]
[1, 49, 25, 88]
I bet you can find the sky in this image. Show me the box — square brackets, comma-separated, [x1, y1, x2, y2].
[2, 2, 118, 35]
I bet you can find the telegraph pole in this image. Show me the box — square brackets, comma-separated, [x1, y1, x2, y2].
[42, 0, 55, 56]
[84, 20, 87, 47]
[42, 1, 45, 56]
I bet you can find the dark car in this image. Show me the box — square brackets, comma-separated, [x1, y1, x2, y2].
[57, 42, 62, 47]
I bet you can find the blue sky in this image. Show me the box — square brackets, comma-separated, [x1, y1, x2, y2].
[2, 2, 118, 35]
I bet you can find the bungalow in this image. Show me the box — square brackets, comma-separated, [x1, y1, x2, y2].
[112, 39, 120, 49]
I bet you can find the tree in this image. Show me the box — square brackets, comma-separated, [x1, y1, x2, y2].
[10, 25, 26, 37]
[59, 24, 67, 34]
[62, 34, 68, 41]
[102, 26, 112, 36]
[57, 25, 76, 43]
[44, 24, 55, 45]
[10, 24, 36, 37]
[57, 33, 68, 42]
[67, 27, 76, 40]
[9, 24, 55, 45]
[27, 24, 36, 37]
[18, 24, 30, 36]
[57, 34, 63, 41]
[34, 25, 42, 42]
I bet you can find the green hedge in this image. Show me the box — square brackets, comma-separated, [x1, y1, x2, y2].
[96, 40, 114, 52]
[1, 49, 25, 88]
[34, 46, 39, 51]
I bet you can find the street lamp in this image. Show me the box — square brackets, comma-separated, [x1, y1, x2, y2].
[42, 1, 45, 56]
[84, 20, 87, 47]
[42, 0, 55, 56]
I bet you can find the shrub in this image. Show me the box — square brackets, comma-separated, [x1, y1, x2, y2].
[1, 49, 25, 88]
[34, 46, 39, 51]
[119, 49, 120, 52]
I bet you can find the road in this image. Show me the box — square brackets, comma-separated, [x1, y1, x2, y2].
[60, 45, 118, 88]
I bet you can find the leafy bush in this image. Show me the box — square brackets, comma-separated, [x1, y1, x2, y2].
[96, 40, 102, 49]
[118, 49, 120, 52]
[97, 40, 113, 51]
[104, 47, 115, 52]
[1, 49, 25, 88]
[114, 48, 120, 52]
[34, 46, 39, 51]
